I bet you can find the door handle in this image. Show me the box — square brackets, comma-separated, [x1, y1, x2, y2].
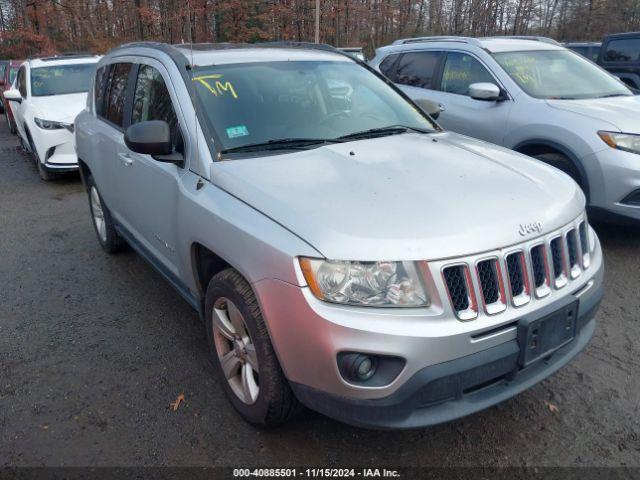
[118, 152, 133, 166]
[438, 103, 446, 112]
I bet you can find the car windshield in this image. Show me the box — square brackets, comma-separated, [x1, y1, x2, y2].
[9, 67, 18, 84]
[191, 60, 436, 152]
[31, 63, 96, 97]
[493, 49, 633, 99]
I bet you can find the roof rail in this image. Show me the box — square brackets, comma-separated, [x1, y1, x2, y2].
[38, 52, 97, 62]
[482, 36, 561, 46]
[391, 36, 483, 47]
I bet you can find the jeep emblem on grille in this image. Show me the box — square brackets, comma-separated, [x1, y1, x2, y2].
[519, 221, 543, 236]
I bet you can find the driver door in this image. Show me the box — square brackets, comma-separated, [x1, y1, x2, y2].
[12, 66, 28, 141]
[113, 60, 187, 276]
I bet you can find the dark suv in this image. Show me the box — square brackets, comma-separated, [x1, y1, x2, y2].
[598, 32, 640, 89]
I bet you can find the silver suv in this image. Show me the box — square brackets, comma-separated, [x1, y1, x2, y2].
[370, 36, 640, 224]
[75, 42, 603, 429]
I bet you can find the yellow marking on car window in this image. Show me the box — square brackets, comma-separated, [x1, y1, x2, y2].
[192, 75, 238, 99]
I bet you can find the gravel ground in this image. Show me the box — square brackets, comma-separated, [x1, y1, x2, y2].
[0, 121, 639, 468]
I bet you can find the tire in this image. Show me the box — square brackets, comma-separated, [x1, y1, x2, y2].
[86, 175, 125, 254]
[25, 132, 54, 181]
[534, 152, 583, 190]
[205, 268, 301, 427]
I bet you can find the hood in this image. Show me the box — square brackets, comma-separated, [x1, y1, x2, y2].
[211, 132, 585, 261]
[30, 92, 88, 124]
[546, 95, 640, 132]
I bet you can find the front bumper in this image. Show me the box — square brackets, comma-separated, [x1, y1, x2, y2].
[290, 275, 601, 428]
[254, 223, 603, 429]
[586, 147, 640, 222]
[31, 124, 78, 171]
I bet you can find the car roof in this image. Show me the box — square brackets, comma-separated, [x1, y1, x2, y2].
[27, 55, 101, 68]
[379, 36, 565, 54]
[106, 42, 354, 67]
[603, 31, 640, 39]
[564, 41, 601, 46]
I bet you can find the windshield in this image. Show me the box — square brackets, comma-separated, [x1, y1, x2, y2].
[493, 50, 633, 99]
[9, 67, 18, 84]
[30, 63, 96, 97]
[191, 60, 436, 152]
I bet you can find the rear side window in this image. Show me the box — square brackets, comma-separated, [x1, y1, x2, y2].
[394, 51, 441, 88]
[131, 65, 181, 153]
[604, 39, 640, 63]
[103, 63, 132, 129]
[440, 52, 495, 95]
[94, 65, 111, 117]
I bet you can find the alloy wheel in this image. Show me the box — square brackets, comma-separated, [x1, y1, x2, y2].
[212, 297, 260, 404]
[90, 186, 107, 243]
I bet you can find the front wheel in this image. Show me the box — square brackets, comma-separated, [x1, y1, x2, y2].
[534, 152, 583, 190]
[205, 268, 301, 427]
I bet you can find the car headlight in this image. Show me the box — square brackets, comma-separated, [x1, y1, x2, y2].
[299, 258, 429, 307]
[598, 131, 640, 155]
[34, 117, 73, 131]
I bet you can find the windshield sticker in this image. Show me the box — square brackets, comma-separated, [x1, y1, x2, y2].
[226, 125, 249, 138]
[192, 74, 238, 99]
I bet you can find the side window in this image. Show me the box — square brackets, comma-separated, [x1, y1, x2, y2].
[17, 67, 27, 97]
[131, 65, 182, 154]
[103, 63, 132, 128]
[604, 39, 640, 63]
[440, 52, 496, 96]
[94, 65, 111, 117]
[379, 54, 401, 81]
[394, 51, 441, 89]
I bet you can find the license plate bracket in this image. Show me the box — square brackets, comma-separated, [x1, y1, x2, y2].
[518, 300, 578, 367]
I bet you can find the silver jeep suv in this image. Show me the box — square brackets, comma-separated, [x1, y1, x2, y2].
[75, 41, 603, 429]
[370, 36, 640, 224]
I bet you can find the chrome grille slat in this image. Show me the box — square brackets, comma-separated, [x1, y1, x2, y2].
[441, 217, 591, 320]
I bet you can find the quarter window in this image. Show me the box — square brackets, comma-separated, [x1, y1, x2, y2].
[17, 67, 27, 98]
[441, 52, 495, 96]
[103, 63, 132, 128]
[131, 65, 181, 153]
[394, 51, 441, 88]
[604, 39, 640, 63]
[94, 65, 111, 117]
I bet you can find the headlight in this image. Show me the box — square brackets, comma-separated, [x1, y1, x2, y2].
[598, 131, 640, 155]
[299, 258, 429, 307]
[34, 117, 73, 131]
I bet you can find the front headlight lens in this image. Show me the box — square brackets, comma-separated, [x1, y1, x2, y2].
[299, 258, 429, 307]
[34, 117, 72, 131]
[598, 131, 640, 155]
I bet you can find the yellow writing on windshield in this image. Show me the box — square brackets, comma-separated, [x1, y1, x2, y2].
[192, 74, 238, 99]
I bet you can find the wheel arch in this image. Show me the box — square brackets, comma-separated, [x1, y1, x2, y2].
[514, 139, 590, 200]
[191, 242, 233, 299]
[77, 158, 91, 190]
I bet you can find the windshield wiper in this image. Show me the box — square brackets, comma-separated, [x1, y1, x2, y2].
[337, 125, 430, 141]
[220, 138, 341, 154]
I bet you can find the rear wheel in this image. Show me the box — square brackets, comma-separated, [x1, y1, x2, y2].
[86, 175, 125, 253]
[205, 268, 301, 427]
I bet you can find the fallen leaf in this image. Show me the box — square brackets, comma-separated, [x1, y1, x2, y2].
[170, 393, 185, 411]
[544, 400, 559, 413]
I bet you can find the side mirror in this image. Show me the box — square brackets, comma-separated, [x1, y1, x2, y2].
[125, 120, 173, 156]
[4, 88, 22, 103]
[413, 98, 441, 120]
[469, 82, 502, 101]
